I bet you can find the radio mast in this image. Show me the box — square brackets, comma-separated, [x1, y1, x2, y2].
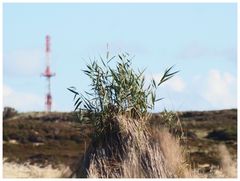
[41, 35, 55, 112]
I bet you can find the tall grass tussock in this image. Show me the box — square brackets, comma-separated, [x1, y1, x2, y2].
[68, 51, 236, 178]
[68, 50, 180, 178]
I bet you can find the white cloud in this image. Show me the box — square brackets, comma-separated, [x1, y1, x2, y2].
[3, 49, 44, 77]
[150, 74, 185, 92]
[164, 76, 185, 92]
[3, 84, 43, 112]
[201, 69, 236, 108]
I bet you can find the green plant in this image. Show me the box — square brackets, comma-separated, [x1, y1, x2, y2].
[68, 51, 178, 136]
[160, 109, 184, 139]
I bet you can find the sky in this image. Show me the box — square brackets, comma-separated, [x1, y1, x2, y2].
[3, 3, 237, 112]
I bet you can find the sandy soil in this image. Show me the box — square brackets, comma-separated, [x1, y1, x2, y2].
[3, 158, 71, 178]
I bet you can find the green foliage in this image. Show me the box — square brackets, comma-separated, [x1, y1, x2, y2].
[160, 109, 184, 138]
[68, 51, 178, 136]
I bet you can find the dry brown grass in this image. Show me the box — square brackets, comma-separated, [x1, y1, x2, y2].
[85, 119, 238, 178]
[85, 116, 193, 178]
[218, 144, 237, 178]
[155, 128, 191, 177]
[156, 129, 237, 178]
[81, 115, 176, 178]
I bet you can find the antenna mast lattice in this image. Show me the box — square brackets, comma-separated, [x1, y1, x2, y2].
[42, 35, 55, 112]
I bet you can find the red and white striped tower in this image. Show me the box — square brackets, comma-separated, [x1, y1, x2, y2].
[42, 35, 55, 112]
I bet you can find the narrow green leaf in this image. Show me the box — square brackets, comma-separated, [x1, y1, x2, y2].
[67, 88, 79, 96]
[152, 79, 156, 88]
[74, 97, 80, 106]
[107, 56, 116, 63]
[74, 101, 82, 111]
[155, 98, 164, 102]
[100, 56, 106, 67]
[118, 54, 123, 60]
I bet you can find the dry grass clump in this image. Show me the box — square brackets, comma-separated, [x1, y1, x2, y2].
[84, 115, 174, 178]
[155, 128, 191, 177]
[85, 116, 206, 178]
[218, 144, 237, 178]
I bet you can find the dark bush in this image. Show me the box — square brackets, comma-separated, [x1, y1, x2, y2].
[3, 107, 17, 120]
[8, 133, 19, 140]
[28, 134, 45, 143]
[206, 129, 236, 141]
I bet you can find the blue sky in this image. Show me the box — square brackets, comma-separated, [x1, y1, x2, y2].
[3, 3, 237, 112]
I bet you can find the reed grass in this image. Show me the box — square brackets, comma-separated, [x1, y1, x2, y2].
[68, 51, 178, 137]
